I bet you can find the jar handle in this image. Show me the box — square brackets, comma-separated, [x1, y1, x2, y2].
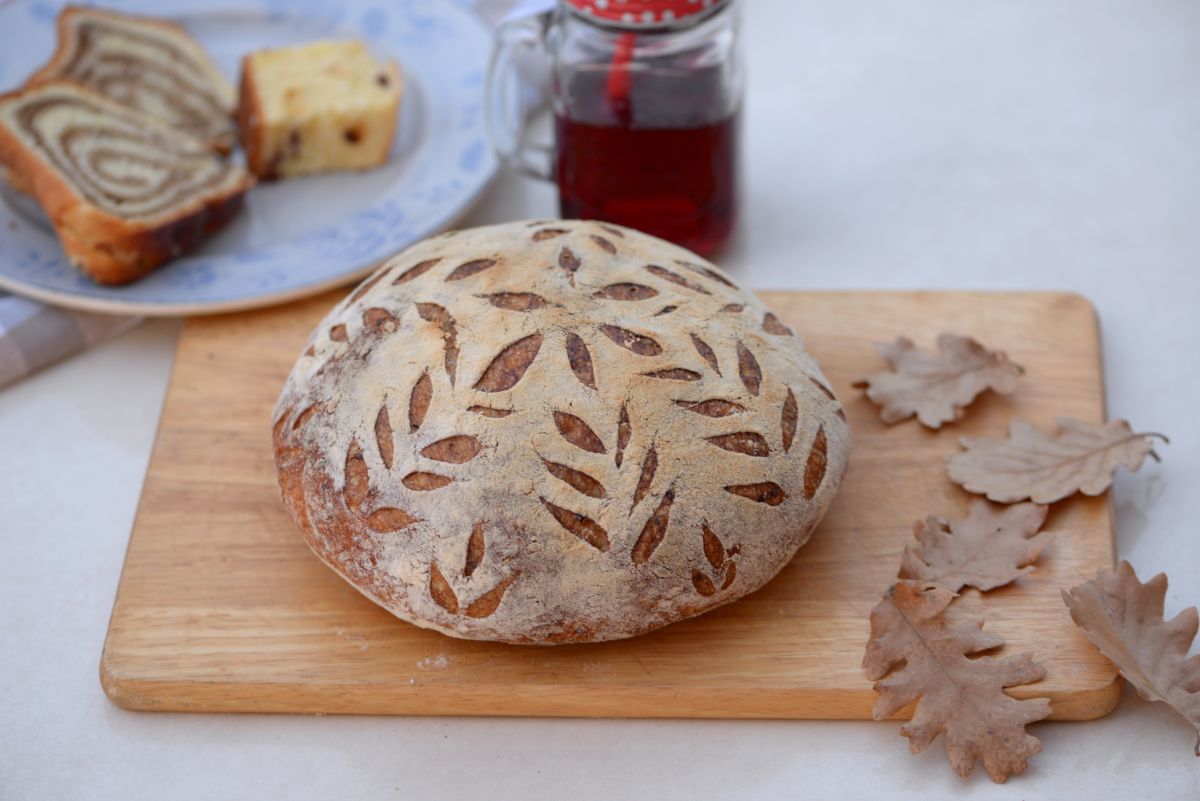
[485, 14, 555, 182]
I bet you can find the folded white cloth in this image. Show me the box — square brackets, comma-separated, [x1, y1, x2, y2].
[0, 291, 140, 389]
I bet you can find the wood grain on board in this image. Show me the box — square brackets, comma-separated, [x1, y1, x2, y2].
[101, 290, 1118, 719]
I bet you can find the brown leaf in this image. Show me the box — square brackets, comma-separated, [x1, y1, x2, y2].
[416, 303, 458, 385]
[594, 283, 658, 301]
[539, 497, 610, 551]
[392, 257, 441, 285]
[446, 258, 497, 281]
[374, 405, 394, 469]
[736, 342, 761, 396]
[781, 388, 798, 452]
[692, 571, 718, 597]
[724, 482, 787, 506]
[554, 411, 607, 454]
[674, 399, 745, 418]
[645, 264, 711, 295]
[590, 234, 617, 254]
[853, 334, 1023, 429]
[343, 439, 368, 511]
[565, 333, 597, 390]
[690, 334, 719, 374]
[542, 458, 606, 498]
[615, 403, 631, 467]
[558, 247, 580, 285]
[631, 488, 675, 565]
[705, 431, 770, 457]
[803, 426, 827, 500]
[631, 445, 658, 511]
[642, 368, 701, 382]
[292, 405, 318, 431]
[464, 574, 517, 618]
[403, 472, 453, 491]
[899, 501, 1051, 592]
[409, 372, 432, 432]
[474, 333, 543, 392]
[421, 435, 482, 463]
[863, 581, 1051, 783]
[364, 507, 418, 532]
[676, 259, 738, 289]
[349, 270, 387, 302]
[600, 325, 663, 356]
[362, 307, 398, 333]
[948, 417, 1166, 504]
[721, 561, 737, 589]
[464, 522, 485, 577]
[467, 405, 513, 418]
[273, 406, 295, 439]
[429, 563, 459, 613]
[701, 524, 726, 570]
[1063, 561, 1200, 753]
[481, 292, 547, 311]
[762, 312, 793, 336]
[808, 376, 837, 402]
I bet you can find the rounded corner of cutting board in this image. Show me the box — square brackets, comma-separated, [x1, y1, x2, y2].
[1050, 671, 1124, 721]
[1044, 290, 1102, 336]
[98, 649, 142, 711]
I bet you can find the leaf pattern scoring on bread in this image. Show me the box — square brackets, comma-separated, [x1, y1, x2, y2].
[272, 221, 851, 643]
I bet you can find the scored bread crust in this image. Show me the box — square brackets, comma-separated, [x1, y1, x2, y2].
[0, 82, 254, 285]
[273, 221, 852, 644]
[25, 5, 237, 153]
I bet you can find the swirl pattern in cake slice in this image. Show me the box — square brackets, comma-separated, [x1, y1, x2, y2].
[0, 82, 254, 285]
[26, 6, 236, 153]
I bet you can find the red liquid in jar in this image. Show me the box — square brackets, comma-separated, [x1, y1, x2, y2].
[553, 69, 740, 256]
[555, 114, 739, 256]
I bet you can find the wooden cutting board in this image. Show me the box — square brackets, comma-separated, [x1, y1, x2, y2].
[101, 290, 1119, 719]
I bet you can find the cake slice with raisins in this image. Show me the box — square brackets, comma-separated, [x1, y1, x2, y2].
[238, 41, 403, 180]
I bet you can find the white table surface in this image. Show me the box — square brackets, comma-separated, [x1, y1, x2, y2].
[3, 1, 1200, 798]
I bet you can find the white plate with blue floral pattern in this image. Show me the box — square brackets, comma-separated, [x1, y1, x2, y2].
[0, 0, 497, 315]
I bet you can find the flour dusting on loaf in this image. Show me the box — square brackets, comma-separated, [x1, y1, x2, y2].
[273, 221, 851, 644]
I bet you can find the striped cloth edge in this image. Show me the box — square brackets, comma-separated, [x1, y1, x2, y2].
[0, 290, 140, 389]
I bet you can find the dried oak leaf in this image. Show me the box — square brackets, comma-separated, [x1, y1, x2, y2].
[947, 417, 1166, 504]
[900, 500, 1052, 593]
[863, 581, 1051, 783]
[1063, 561, 1200, 753]
[853, 334, 1023, 429]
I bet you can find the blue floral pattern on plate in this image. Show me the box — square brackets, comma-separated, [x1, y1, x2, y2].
[0, 0, 497, 315]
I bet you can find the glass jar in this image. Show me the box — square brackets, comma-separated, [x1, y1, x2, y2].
[487, 0, 743, 256]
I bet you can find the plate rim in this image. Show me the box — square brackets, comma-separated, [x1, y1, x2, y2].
[0, 188, 490, 317]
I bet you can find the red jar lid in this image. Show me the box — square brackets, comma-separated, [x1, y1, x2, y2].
[565, 0, 730, 28]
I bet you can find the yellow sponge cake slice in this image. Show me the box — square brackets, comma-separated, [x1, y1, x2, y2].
[238, 40, 403, 180]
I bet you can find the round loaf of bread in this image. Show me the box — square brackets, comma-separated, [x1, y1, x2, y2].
[272, 221, 851, 644]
